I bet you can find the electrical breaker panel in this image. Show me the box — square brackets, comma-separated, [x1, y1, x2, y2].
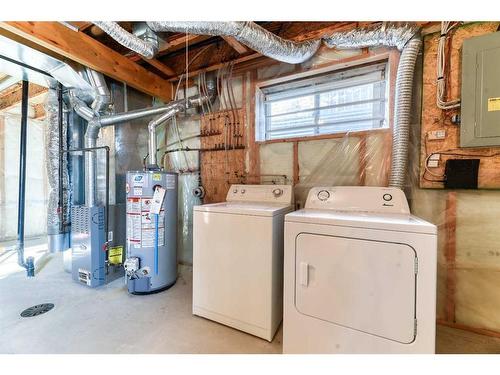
[461, 31, 500, 147]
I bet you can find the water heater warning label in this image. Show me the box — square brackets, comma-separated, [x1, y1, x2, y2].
[126, 197, 165, 248]
[488, 97, 500, 112]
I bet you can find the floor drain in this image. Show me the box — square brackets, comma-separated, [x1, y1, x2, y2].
[20, 303, 54, 318]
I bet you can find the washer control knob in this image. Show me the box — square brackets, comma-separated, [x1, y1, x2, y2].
[272, 188, 283, 197]
[241, 189, 246, 194]
[233, 188, 238, 194]
[383, 193, 393, 202]
[317, 190, 330, 201]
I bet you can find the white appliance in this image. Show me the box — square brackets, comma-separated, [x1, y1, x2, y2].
[283, 186, 437, 353]
[193, 184, 294, 341]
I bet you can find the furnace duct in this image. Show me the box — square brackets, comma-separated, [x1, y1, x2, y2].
[72, 73, 216, 206]
[323, 23, 422, 189]
[90, 21, 421, 189]
[147, 21, 321, 64]
[92, 21, 159, 59]
[323, 23, 419, 51]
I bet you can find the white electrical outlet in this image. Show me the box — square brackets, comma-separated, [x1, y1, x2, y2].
[429, 154, 441, 161]
[427, 130, 446, 140]
[427, 154, 440, 168]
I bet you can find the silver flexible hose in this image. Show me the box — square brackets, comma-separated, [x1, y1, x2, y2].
[84, 22, 422, 190]
[388, 37, 422, 189]
[93, 21, 158, 59]
[147, 21, 320, 64]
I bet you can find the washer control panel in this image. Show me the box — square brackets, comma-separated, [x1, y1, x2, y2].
[305, 186, 410, 214]
[227, 184, 293, 204]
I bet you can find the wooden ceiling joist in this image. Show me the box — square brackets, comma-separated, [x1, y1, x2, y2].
[0, 22, 173, 102]
[221, 36, 248, 54]
[0, 82, 47, 111]
[141, 58, 176, 77]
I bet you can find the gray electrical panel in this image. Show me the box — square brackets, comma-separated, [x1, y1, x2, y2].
[461, 31, 500, 147]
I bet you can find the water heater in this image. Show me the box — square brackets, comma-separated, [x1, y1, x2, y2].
[125, 170, 178, 294]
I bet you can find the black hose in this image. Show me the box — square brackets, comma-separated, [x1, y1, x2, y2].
[17, 80, 34, 277]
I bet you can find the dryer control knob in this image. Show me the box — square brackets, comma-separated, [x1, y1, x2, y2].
[272, 188, 283, 197]
[317, 190, 330, 201]
[241, 189, 246, 194]
[233, 188, 238, 193]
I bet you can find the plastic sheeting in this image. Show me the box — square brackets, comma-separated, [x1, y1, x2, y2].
[251, 43, 500, 334]
[160, 87, 202, 264]
[0, 112, 49, 241]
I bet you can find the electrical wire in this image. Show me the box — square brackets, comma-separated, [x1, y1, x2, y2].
[436, 21, 461, 110]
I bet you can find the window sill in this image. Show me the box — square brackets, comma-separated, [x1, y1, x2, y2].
[255, 127, 391, 145]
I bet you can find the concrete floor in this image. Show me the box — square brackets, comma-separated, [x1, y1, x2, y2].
[2, 250, 500, 354]
[0, 251, 282, 354]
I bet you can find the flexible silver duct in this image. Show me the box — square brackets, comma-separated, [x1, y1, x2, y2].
[388, 37, 422, 188]
[323, 24, 422, 189]
[323, 23, 419, 51]
[87, 21, 421, 188]
[93, 21, 159, 59]
[147, 21, 321, 64]
[45, 88, 69, 252]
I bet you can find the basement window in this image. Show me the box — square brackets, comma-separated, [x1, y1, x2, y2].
[256, 61, 390, 141]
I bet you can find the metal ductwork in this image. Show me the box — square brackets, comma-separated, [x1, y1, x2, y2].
[388, 37, 422, 189]
[323, 23, 422, 189]
[88, 21, 421, 189]
[46, 86, 70, 254]
[147, 21, 321, 64]
[323, 23, 419, 51]
[92, 21, 159, 59]
[73, 73, 216, 206]
[85, 68, 112, 114]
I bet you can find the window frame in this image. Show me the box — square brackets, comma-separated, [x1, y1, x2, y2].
[254, 51, 398, 144]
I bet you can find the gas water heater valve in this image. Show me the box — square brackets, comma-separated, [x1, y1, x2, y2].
[124, 257, 140, 275]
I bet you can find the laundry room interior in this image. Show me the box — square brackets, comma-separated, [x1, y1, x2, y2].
[2, 4, 500, 363]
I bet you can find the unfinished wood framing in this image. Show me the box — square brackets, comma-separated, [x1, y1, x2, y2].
[0, 21, 173, 102]
[200, 109, 247, 203]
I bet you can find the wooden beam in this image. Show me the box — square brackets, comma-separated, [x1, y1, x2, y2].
[32, 103, 46, 119]
[221, 36, 248, 54]
[141, 58, 176, 77]
[0, 82, 47, 110]
[0, 22, 173, 102]
[166, 22, 380, 81]
[68, 22, 93, 32]
[444, 191, 458, 323]
[293, 141, 299, 185]
[437, 319, 500, 340]
[160, 34, 211, 55]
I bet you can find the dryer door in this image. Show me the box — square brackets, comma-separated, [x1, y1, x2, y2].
[295, 233, 417, 344]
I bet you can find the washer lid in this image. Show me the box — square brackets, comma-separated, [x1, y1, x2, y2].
[194, 201, 293, 217]
[285, 209, 436, 235]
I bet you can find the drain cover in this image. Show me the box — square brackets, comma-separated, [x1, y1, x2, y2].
[20, 303, 54, 318]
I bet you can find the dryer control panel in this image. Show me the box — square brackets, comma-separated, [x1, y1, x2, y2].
[227, 184, 294, 205]
[305, 186, 410, 214]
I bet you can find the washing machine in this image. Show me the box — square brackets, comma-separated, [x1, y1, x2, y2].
[283, 186, 437, 353]
[193, 184, 294, 341]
